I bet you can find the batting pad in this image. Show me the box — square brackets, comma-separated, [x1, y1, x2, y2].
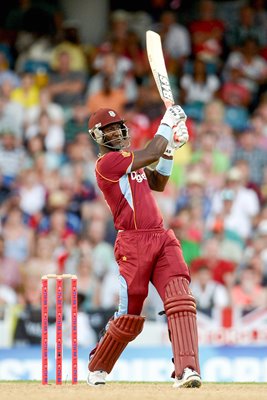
[164, 277, 200, 378]
[89, 314, 145, 373]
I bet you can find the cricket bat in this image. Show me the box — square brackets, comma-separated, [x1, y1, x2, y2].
[146, 30, 174, 109]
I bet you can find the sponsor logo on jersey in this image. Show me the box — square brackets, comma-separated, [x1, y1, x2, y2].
[130, 171, 147, 183]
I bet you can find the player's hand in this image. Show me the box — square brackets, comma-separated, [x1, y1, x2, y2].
[164, 121, 189, 156]
[160, 105, 187, 129]
[173, 120, 189, 146]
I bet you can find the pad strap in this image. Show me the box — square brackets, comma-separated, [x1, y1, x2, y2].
[89, 314, 145, 373]
[164, 277, 200, 377]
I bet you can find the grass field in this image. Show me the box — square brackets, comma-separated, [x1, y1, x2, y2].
[1, 382, 267, 400]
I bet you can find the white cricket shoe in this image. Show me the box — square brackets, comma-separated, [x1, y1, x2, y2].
[173, 367, 202, 388]
[87, 370, 107, 386]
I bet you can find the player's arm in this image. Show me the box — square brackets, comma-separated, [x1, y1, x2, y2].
[144, 154, 172, 192]
[131, 134, 169, 170]
[131, 105, 188, 191]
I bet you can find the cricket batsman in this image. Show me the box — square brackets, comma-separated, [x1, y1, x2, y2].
[86, 105, 201, 388]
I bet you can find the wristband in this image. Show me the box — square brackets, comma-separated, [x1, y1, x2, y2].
[156, 157, 173, 176]
[155, 124, 172, 142]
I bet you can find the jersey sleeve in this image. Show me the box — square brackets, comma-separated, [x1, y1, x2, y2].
[96, 151, 134, 181]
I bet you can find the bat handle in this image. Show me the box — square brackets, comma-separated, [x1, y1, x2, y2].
[164, 100, 174, 109]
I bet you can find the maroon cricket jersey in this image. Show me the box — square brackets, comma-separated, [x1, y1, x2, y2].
[95, 151, 164, 230]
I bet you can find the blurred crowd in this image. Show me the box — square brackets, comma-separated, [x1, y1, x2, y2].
[1, 0, 267, 346]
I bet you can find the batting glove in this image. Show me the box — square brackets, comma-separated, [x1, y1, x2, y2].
[164, 121, 189, 156]
[160, 105, 187, 129]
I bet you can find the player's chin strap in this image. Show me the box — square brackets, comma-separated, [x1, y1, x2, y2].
[88, 314, 145, 374]
[164, 277, 200, 378]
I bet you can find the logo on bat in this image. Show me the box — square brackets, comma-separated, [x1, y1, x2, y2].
[157, 72, 174, 102]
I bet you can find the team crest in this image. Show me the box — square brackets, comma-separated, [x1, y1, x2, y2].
[120, 151, 131, 157]
[108, 111, 116, 117]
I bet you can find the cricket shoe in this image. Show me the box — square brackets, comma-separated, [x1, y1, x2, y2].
[173, 367, 202, 388]
[87, 370, 107, 386]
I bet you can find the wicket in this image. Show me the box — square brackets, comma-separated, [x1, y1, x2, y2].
[41, 274, 78, 385]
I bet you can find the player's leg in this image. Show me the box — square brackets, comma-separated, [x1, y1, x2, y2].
[88, 232, 152, 385]
[87, 314, 145, 385]
[151, 229, 201, 388]
[87, 274, 146, 385]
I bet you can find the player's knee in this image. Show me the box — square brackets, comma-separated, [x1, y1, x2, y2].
[127, 286, 148, 314]
[164, 276, 196, 316]
[89, 314, 145, 373]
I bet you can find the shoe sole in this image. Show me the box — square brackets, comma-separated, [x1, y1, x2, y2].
[87, 380, 106, 387]
[173, 376, 202, 389]
[181, 379, 202, 388]
[87, 376, 106, 386]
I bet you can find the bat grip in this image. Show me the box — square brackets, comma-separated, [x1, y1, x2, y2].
[164, 100, 174, 109]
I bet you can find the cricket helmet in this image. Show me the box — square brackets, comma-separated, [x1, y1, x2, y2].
[88, 108, 129, 150]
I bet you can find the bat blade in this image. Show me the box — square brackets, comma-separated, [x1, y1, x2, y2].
[146, 30, 174, 108]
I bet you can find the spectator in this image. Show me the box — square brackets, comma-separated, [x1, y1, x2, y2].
[0, 234, 21, 290]
[180, 56, 221, 121]
[190, 263, 230, 317]
[76, 247, 101, 312]
[0, 128, 26, 193]
[175, 169, 212, 221]
[156, 10, 191, 75]
[137, 76, 166, 122]
[14, 33, 53, 76]
[32, 235, 58, 275]
[221, 65, 251, 108]
[59, 160, 97, 218]
[234, 158, 263, 203]
[48, 51, 87, 111]
[10, 71, 40, 109]
[1, 206, 34, 263]
[25, 110, 65, 153]
[226, 5, 265, 50]
[191, 236, 237, 285]
[103, 9, 131, 53]
[87, 50, 138, 110]
[50, 22, 88, 73]
[207, 166, 260, 240]
[18, 168, 46, 217]
[170, 207, 202, 266]
[122, 30, 149, 84]
[84, 219, 117, 282]
[38, 193, 81, 240]
[231, 266, 266, 315]
[232, 125, 267, 186]
[23, 134, 46, 170]
[189, 0, 225, 67]
[223, 37, 267, 108]
[0, 90, 24, 141]
[198, 100, 235, 158]
[13, 267, 44, 346]
[64, 101, 89, 143]
[24, 87, 64, 127]
[87, 73, 127, 116]
[191, 130, 230, 185]
[252, 0, 267, 44]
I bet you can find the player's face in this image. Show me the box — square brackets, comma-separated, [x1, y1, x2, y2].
[102, 123, 129, 150]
